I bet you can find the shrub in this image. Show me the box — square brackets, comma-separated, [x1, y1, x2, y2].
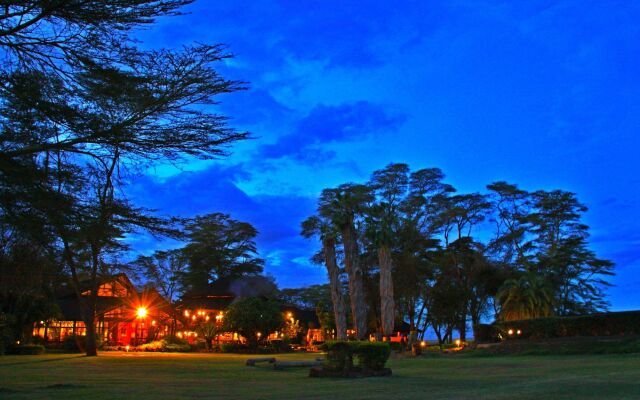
[6, 344, 45, 355]
[323, 341, 356, 371]
[322, 341, 391, 371]
[267, 339, 293, 353]
[388, 341, 404, 352]
[60, 335, 101, 353]
[494, 311, 640, 340]
[220, 342, 250, 353]
[474, 324, 500, 343]
[356, 342, 391, 370]
[138, 338, 191, 352]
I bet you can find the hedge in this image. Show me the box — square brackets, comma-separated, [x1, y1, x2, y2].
[474, 324, 500, 344]
[494, 311, 640, 340]
[6, 344, 45, 355]
[322, 341, 391, 371]
[138, 338, 191, 352]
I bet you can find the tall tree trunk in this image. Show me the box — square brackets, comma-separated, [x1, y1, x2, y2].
[378, 244, 395, 337]
[322, 238, 347, 340]
[341, 223, 367, 340]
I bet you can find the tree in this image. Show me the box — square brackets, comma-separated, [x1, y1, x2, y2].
[318, 184, 372, 339]
[196, 320, 220, 351]
[367, 163, 410, 337]
[223, 297, 283, 348]
[134, 249, 187, 303]
[528, 190, 614, 314]
[301, 216, 348, 340]
[497, 272, 555, 321]
[0, 1, 249, 356]
[181, 213, 264, 291]
[0, 1, 192, 74]
[0, 226, 61, 344]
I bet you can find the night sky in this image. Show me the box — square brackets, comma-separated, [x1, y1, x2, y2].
[125, 1, 639, 310]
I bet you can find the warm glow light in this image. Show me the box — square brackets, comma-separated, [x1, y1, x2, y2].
[256, 332, 262, 338]
[151, 320, 156, 326]
[287, 312, 293, 319]
[136, 307, 148, 318]
[184, 310, 190, 317]
[125, 345, 130, 352]
[420, 341, 426, 347]
[517, 329, 522, 335]
[455, 339, 461, 346]
[192, 315, 196, 321]
[508, 329, 514, 335]
[206, 316, 210, 321]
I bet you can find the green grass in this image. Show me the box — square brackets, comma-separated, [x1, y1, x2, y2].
[1, 351, 639, 399]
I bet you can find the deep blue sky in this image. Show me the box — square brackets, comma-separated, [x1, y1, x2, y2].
[126, 1, 639, 310]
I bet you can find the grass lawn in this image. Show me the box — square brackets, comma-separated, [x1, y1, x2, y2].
[1, 351, 639, 400]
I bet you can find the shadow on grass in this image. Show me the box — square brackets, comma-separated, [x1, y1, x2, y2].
[0, 354, 86, 367]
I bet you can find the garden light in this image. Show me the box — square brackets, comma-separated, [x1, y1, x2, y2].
[508, 329, 514, 335]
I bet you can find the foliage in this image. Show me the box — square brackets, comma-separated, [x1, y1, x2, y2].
[473, 324, 500, 344]
[322, 341, 356, 372]
[223, 297, 284, 346]
[494, 311, 640, 340]
[282, 318, 303, 340]
[195, 321, 221, 350]
[0, 0, 249, 357]
[355, 342, 392, 370]
[322, 341, 391, 371]
[181, 213, 264, 290]
[5, 344, 45, 355]
[61, 335, 103, 353]
[138, 338, 191, 352]
[497, 272, 555, 321]
[133, 250, 187, 303]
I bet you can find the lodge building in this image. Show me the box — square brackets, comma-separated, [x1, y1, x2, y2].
[33, 274, 175, 346]
[33, 273, 322, 346]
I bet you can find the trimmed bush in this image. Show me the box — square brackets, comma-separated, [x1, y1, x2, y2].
[494, 311, 640, 340]
[323, 341, 355, 371]
[322, 341, 391, 372]
[356, 342, 391, 370]
[6, 344, 45, 355]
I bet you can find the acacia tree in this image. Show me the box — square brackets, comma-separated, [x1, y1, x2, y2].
[301, 216, 347, 340]
[528, 190, 614, 314]
[0, 2, 249, 356]
[181, 213, 264, 291]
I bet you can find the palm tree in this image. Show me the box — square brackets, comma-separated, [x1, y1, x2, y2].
[318, 184, 371, 340]
[497, 272, 554, 321]
[301, 215, 347, 340]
